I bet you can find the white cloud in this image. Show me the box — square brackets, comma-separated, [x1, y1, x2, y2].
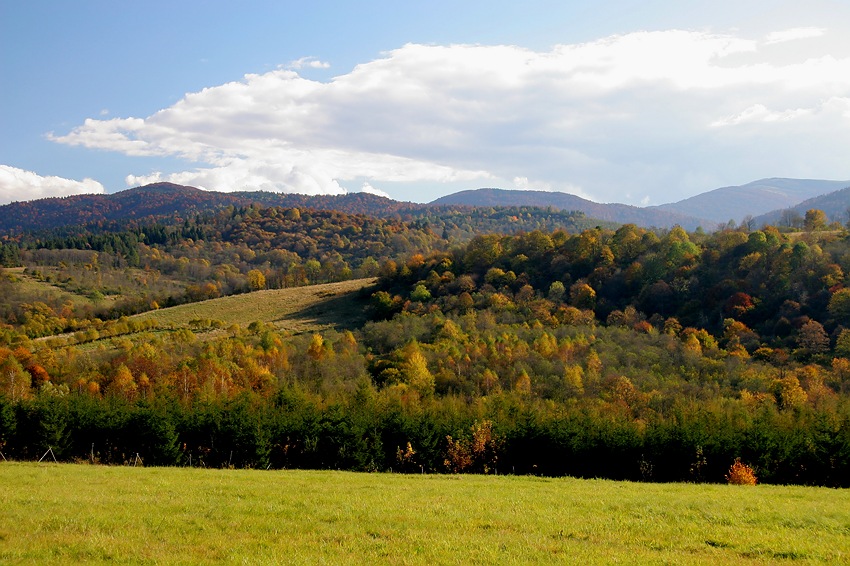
[287, 57, 331, 70]
[126, 158, 348, 195]
[764, 27, 826, 45]
[50, 29, 850, 204]
[710, 104, 813, 127]
[359, 182, 390, 198]
[0, 165, 104, 205]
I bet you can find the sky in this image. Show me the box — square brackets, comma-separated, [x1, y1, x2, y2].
[2, 1, 850, 206]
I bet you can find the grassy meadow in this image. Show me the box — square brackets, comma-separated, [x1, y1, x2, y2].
[132, 278, 376, 334]
[1, 463, 848, 564]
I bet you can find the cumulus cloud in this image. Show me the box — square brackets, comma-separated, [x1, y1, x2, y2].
[126, 159, 348, 195]
[0, 165, 104, 205]
[359, 182, 390, 198]
[50, 29, 850, 204]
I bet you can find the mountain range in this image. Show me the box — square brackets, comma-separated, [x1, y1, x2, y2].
[0, 183, 410, 234]
[651, 178, 850, 224]
[430, 188, 708, 230]
[754, 185, 850, 227]
[0, 177, 848, 234]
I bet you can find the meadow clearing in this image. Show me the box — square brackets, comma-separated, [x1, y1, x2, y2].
[0, 462, 848, 564]
[132, 277, 376, 334]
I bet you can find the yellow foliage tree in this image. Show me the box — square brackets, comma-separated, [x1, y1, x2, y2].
[774, 375, 808, 410]
[480, 368, 501, 395]
[247, 269, 266, 291]
[0, 354, 31, 402]
[513, 369, 532, 395]
[403, 345, 435, 397]
[107, 363, 138, 401]
[307, 334, 326, 361]
[563, 364, 585, 396]
[570, 281, 596, 309]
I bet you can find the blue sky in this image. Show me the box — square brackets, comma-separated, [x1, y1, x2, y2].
[2, 1, 849, 205]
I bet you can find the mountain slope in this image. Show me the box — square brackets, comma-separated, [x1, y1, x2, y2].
[651, 178, 850, 224]
[430, 188, 710, 230]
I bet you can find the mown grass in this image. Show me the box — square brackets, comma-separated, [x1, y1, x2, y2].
[132, 278, 376, 335]
[0, 463, 847, 564]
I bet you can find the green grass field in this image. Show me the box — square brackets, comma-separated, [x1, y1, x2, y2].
[132, 278, 376, 334]
[1, 463, 847, 564]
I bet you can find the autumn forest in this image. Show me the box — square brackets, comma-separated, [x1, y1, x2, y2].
[1, 191, 849, 486]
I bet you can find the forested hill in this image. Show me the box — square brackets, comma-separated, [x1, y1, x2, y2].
[375, 223, 850, 363]
[0, 183, 615, 242]
[430, 188, 710, 230]
[0, 183, 415, 234]
[0, 182, 608, 235]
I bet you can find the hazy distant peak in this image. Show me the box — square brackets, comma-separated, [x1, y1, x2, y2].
[652, 178, 850, 224]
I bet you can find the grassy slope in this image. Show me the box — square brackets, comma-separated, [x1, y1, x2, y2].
[2, 267, 101, 309]
[0, 463, 847, 564]
[132, 278, 377, 334]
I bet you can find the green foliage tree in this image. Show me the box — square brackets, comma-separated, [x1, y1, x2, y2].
[548, 281, 566, 302]
[828, 289, 850, 324]
[835, 329, 850, 358]
[410, 284, 431, 302]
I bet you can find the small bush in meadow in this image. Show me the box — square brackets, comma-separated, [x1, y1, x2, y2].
[726, 458, 757, 485]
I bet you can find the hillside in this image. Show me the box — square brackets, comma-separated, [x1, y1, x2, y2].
[132, 278, 376, 334]
[754, 185, 850, 227]
[652, 178, 850, 224]
[430, 188, 710, 230]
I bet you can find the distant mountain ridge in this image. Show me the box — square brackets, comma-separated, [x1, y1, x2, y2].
[429, 188, 710, 230]
[651, 178, 850, 224]
[0, 183, 412, 234]
[2, 177, 849, 235]
[0, 183, 239, 233]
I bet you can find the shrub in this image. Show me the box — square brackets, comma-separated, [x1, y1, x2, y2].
[444, 420, 503, 474]
[726, 458, 757, 485]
